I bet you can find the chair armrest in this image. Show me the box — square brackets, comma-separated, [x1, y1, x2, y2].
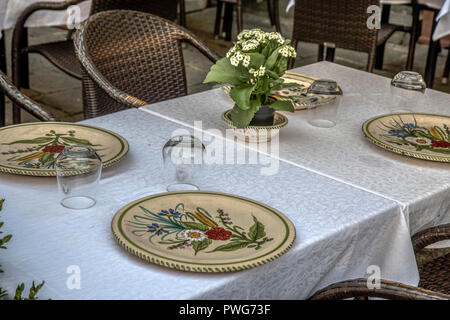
[310, 278, 450, 300]
[0, 70, 56, 122]
[412, 224, 450, 252]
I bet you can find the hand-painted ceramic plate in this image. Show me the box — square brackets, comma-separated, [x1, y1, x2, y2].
[222, 71, 335, 110]
[0, 122, 129, 176]
[112, 191, 296, 272]
[362, 113, 450, 163]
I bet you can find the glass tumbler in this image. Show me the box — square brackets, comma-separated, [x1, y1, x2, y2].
[306, 79, 343, 128]
[55, 145, 102, 209]
[390, 71, 426, 113]
[162, 135, 205, 192]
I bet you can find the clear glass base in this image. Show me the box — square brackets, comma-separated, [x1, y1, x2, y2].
[61, 196, 96, 210]
[167, 183, 199, 192]
[308, 119, 336, 128]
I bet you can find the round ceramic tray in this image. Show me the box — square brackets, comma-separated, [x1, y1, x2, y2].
[0, 122, 129, 176]
[222, 109, 288, 143]
[222, 71, 335, 110]
[112, 191, 296, 272]
[362, 113, 450, 163]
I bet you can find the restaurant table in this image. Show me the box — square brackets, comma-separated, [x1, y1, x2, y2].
[0, 106, 419, 299]
[140, 61, 450, 236]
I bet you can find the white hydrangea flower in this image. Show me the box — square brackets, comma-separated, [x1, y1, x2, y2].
[249, 68, 256, 75]
[258, 66, 266, 76]
[230, 55, 239, 67]
[242, 55, 251, 68]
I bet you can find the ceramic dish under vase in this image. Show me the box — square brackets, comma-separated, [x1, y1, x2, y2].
[222, 109, 288, 143]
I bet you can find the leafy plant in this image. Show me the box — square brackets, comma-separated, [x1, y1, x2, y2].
[0, 199, 45, 300]
[204, 29, 297, 128]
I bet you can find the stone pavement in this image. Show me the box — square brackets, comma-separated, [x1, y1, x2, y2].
[2, 1, 450, 125]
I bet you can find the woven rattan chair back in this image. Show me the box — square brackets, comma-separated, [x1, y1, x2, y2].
[0, 70, 55, 123]
[75, 10, 218, 119]
[290, 0, 379, 71]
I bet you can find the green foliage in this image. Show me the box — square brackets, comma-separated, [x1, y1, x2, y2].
[204, 29, 296, 128]
[0, 199, 45, 300]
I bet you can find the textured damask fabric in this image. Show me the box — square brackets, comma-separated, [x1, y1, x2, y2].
[3, 0, 91, 30]
[140, 62, 450, 236]
[0, 109, 419, 299]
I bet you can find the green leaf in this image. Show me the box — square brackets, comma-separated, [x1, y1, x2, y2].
[203, 58, 242, 85]
[210, 241, 249, 252]
[0, 234, 12, 249]
[229, 85, 255, 110]
[265, 47, 281, 70]
[230, 100, 260, 128]
[0, 199, 3, 211]
[39, 153, 55, 165]
[268, 99, 294, 112]
[192, 238, 212, 255]
[14, 283, 25, 300]
[181, 222, 210, 232]
[247, 53, 266, 68]
[3, 137, 54, 145]
[248, 216, 266, 241]
[60, 137, 93, 146]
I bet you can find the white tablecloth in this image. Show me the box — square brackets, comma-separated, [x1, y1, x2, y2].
[0, 108, 418, 299]
[140, 62, 450, 236]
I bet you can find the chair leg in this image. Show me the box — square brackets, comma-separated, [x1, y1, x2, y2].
[406, 2, 421, 70]
[236, 0, 243, 35]
[325, 47, 335, 62]
[318, 44, 324, 61]
[424, 11, 440, 88]
[442, 49, 450, 84]
[19, 28, 30, 90]
[375, 4, 391, 70]
[0, 31, 5, 127]
[223, 2, 234, 41]
[267, 0, 275, 26]
[375, 43, 386, 70]
[288, 39, 298, 69]
[214, 1, 223, 39]
[179, 0, 187, 27]
[273, 0, 281, 33]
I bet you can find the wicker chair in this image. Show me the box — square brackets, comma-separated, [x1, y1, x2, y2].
[288, 0, 400, 72]
[310, 278, 449, 300]
[11, 0, 186, 124]
[74, 10, 219, 119]
[412, 224, 450, 295]
[214, 0, 281, 41]
[0, 70, 55, 124]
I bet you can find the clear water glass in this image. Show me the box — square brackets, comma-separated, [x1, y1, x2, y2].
[162, 135, 205, 192]
[55, 145, 102, 209]
[306, 79, 343, 128]
[390, 71, 426, 113]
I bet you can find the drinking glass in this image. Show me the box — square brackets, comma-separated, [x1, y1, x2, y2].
[162, 135, 205, 192]
[306, 79, 343, 128]
[55, 145, 102, 209]
[390, 71, 426, 113]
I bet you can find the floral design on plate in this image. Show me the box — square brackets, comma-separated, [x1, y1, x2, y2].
[0, 122, 129, 176]
[112, 191, 296, 272]
[2, 129, 101, 170]
[363, 113, 450, 162]
[128, 204, 273, 255]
